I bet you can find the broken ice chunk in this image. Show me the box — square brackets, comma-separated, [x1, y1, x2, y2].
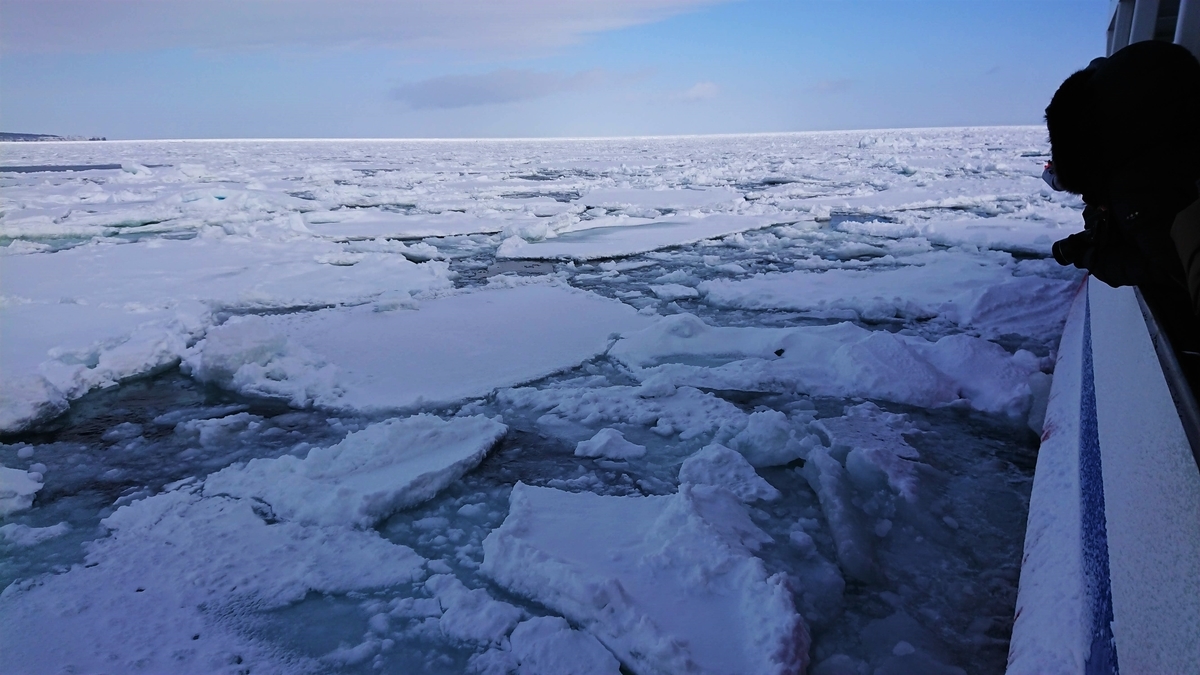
[0, 486, 427, 674]
[803, 446, 878, 583]
[678, 443, 781, 502]
[0, 465, 44, 517]
[481, 482, 809, 675]
[813, 402, 922, 503]
[509, 616, 621, 675]
[574, 428, 646, 460]
[649, 283, 700, 302]
[0, 522, 69, 547]
[424, 574, 524, 645]
[728, 409, 815, 468]
[204, 414, 507, 528]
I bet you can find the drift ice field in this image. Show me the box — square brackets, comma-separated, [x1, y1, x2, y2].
[0, 128, 1084, 674]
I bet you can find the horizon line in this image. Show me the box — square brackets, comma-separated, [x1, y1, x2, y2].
[0, 124, 1045, 145]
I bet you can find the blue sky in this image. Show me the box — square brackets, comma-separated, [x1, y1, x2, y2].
[1, 0, 1110, 139]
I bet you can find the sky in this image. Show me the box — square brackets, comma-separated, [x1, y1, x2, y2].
[1, 0, 1111, 140]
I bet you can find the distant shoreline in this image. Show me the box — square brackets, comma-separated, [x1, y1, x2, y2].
[0, 132, 106, 142]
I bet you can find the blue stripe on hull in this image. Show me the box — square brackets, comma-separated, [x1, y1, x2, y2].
[1080, 293, 1119, 675]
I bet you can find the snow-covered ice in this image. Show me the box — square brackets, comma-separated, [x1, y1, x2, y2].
[698, 252, 1076, 340]
[497, 214, 787, 260]
[0, 465, 42, 516]
[610, 312, 1048, 418]
[1, 480, 429, 674]
[1, 234, 453, 433]
[1, 128, 1079, 674]
[678, 443, 782, 502]
[482, 482, 809, 675]
[204, 414, 507, 528]
[182, 283, 650, 414]
[574, 428, 647, 459]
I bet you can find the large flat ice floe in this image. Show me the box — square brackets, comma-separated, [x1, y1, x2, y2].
[0, 234, 454, 433]
[184, 283, 652, 414]
[482, 482, 809, 675]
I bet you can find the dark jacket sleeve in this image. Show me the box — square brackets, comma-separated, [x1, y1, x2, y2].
[1171, 195, 1200, 316]
[1070, 204, 1159, 288]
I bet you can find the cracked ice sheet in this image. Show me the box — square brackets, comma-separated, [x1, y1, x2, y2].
[610, 313, 1048, 419]
[184, 283, 653, 414]
[0, 235, 452, 432]
[482, 482, 809, 675]
[496, 214, 790, 260]
[698, 252, 1079, 341]
[0, 413, 505, 674]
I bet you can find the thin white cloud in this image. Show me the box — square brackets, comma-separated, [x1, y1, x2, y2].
[1, 0, 732, 54]
[392, 69, 606, 109]
[679, 81, 720, 101]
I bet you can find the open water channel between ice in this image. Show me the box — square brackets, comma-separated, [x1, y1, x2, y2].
[0, 129, 1084, 674]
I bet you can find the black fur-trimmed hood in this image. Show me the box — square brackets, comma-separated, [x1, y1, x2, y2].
[1045, 41, 1200, 204]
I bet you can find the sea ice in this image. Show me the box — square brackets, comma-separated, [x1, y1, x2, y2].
[0, 521, 70, 547]
[497, 382, 747, 443]
[305, 209, 509, 239]
[0, 484, 427, 674]
[481, 482, 809, 675]
[574, 428, 647, 459]
[649, 282, 701, 301]
[204, 414, 507, 528]
[0, 128, 1068, 673]
[0, 412, 518, 673]
[468, 616, 623, 675]
[611, 313, 1047, 419]
[0, 465, 43, 516]
[678, 443, 781, 502]
[424, 573, 524, 645]
[506, 616, 622, 675]
[699, 253, 1077, 340]
[184, 283, 651, 414]
[814, 402, 924, 502]
[580, 187, 743, 211]
[726, 409, 818, 468]
[0, 235, 453, 432]
[496, 214, 788, 260]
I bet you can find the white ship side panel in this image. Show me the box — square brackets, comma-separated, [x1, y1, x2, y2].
[1089, 278, 1200, 674]
[1007, 280, 1089, 675]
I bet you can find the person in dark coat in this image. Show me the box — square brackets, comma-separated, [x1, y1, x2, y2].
[1046, 40, 1200, 308]
[1044, 39, 1200, 380]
